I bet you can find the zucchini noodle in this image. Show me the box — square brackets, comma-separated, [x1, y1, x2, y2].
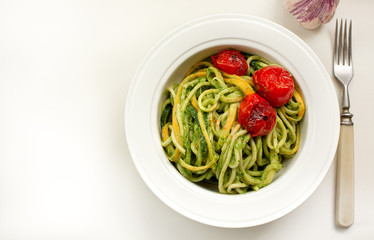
[160, 51, 305, 194]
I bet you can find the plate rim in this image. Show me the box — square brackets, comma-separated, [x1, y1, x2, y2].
[125, 13, 340, 228]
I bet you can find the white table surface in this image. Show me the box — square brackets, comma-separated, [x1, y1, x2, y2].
[0, 0, 373, 239]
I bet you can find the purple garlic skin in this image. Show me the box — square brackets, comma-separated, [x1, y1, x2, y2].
[282, 0, 340, 29]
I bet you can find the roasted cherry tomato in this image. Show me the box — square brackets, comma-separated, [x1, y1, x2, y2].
[238, 93, 276, 137]
[211, 49, 248, 76]
[253, 65, 294, 107]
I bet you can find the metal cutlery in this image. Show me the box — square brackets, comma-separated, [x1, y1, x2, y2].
[333, 19, 354, 228]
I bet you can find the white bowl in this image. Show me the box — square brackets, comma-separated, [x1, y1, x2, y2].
[125, 14, 340, 228]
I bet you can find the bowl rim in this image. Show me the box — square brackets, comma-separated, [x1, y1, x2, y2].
[125, 13, 340, 228]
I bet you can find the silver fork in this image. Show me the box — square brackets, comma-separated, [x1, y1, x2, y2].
[333, 19, 354, 228]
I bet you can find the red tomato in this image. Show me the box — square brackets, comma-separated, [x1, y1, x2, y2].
[211, 50, 248, 76]
[253, 65, 294, 107]
[238, 93, 276, 137]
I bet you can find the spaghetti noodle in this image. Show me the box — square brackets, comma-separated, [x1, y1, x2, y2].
[160, 51, 305, 194]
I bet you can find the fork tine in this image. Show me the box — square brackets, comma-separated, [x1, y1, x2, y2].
[338, 19, 343, 65]
[348, 20, 352, 65]
[334, 19, 339, 65]
[343, 19, 348, 65]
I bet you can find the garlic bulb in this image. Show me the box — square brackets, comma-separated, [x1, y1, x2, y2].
[282, 0, 340, 29]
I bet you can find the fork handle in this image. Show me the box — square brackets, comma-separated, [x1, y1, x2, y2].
[336, 124, 354, 227]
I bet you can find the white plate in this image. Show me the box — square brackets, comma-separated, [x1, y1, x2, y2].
[125, 14, 339, 228]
